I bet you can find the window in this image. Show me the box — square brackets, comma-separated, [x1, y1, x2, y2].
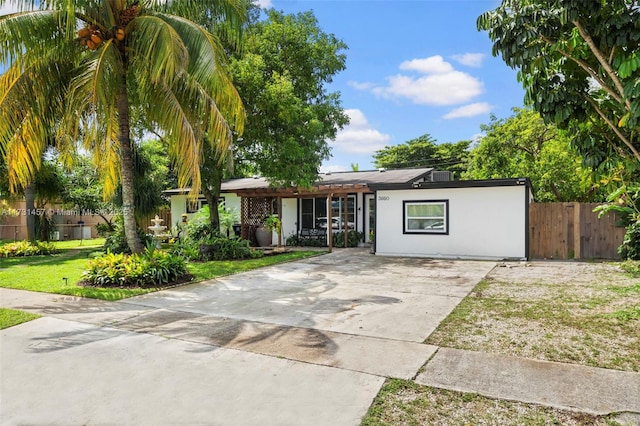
[186, 197, 214, 214]
[403, 200, 448, 234]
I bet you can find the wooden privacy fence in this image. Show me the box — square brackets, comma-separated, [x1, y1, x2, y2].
[529, 203, 626, 260]
[139, 207, 172, 233]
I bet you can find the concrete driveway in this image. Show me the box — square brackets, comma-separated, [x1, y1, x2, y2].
[1, 249, 494, 425]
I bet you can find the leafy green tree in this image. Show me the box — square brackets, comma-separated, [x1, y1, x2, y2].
[61, 155, 114, 229]
[0, 0, 245, 252]
[477, 0, 640, 174]
[465, 108, 602, 202]
[229, 9, 349, 187]
[196, 8, 349, 231]
[373, 134, 470, 178]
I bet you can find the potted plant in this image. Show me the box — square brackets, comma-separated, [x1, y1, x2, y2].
[265, 215, 282, 236]
[255, 215, 280, 247]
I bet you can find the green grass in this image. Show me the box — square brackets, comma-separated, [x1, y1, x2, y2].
[0, 308, 40, 329]
[361, 379, 622, 426]
[52, 238, 106, 250]
[0, 239, 325, 301]
[187, 250, 324, 281]
[426, 267, 640, 371]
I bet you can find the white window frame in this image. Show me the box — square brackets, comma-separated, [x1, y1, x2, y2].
[403, 200, 449, 235]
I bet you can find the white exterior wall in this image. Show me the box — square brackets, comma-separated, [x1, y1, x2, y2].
[169, 193, 241, 231]
[375, 185, 528, 260]
[169, 195, 188, 230]
[281, 198, 298, 243]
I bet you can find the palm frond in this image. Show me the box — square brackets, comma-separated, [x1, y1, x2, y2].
[130, 14, 189, 86]
[0, 10, 67, 66]
[154, 12, 245, 134]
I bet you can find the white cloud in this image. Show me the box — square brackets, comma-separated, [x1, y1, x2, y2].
[320, 164, 349, 173]
[347, 81, 376, 91]
[384, 72, 483, 106]
[451, 53, 485, 67]
[442, 102, 492, 119]
[331, 109, 391, 154]
[351, 55, 484, 106]
[399, 56, 453, 74]
[256, 0, 273, 8]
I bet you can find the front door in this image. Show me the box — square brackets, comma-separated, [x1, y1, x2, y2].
[364, 194, 375, 242]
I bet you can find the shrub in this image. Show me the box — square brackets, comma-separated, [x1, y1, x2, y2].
[95, 222, 114, 238]
[620, 260, 640, 277]
[333, 230, 364, 248]
[83, 248, 188, 288]
[0, 241, 59, 257]
[197, 236, 263, 261]
[103, 216, 152, 254]
[285, 234, 299, 246]
[619, 220, 640, 260]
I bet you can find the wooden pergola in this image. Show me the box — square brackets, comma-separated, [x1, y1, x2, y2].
[233, 183, 372, 252]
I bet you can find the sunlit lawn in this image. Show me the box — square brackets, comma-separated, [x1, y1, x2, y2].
[0, 239, 325, 301]
[0, 308, 41, 329]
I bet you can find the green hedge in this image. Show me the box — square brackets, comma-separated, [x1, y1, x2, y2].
[83, 249, 188, 288]
[0, 241, 59, 257]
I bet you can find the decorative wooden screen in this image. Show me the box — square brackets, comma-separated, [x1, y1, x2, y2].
[240, 197, 276, 243]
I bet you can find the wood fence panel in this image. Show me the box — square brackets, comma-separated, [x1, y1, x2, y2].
[579, 203, 625, 259]
[529, 202, 626, 260]
[140, 207, 172, 234]
[529, 203, 573, 259]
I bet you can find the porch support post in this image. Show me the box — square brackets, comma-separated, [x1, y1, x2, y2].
[327, 193, 333, 253]
[343, 194, 348, 247]
[277, 196, 282, 248]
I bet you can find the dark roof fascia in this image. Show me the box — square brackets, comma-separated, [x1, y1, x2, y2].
[369, 178, 531, 191]
[163, 188, 191, 195]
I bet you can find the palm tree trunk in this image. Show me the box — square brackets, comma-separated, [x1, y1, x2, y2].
[202, 166, 223, 233]
[117, 75, 143, 253]
[25, 183, 36, 241]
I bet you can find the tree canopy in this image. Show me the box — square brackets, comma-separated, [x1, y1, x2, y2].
[477, 0, 640, 176]
[0, 0, 245, 252]
[373, 134, 470, 178]
[465, 108, 603, 202]
[229, 9, 349, 187]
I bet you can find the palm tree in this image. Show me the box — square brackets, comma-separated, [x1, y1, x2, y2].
[0, 0, 245, 252]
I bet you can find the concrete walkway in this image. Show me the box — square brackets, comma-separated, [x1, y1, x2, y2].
[2, 250, 639, 425]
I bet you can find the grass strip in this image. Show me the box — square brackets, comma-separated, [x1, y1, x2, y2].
[0, 241, 324, 301]
[0, 308, 40, 329]
[361, 379, 622, 426]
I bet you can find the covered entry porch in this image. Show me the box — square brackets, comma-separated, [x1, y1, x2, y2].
[235, 184, 375, 251]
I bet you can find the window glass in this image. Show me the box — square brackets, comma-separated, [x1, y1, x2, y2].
[404, 200, 448, 234]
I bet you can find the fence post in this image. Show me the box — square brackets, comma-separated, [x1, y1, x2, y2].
[573, 203, 581, 259]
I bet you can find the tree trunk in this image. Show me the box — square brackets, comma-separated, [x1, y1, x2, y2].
[200, 159, 223, 232]
[202, 188, 220, 232]
[24, 183, 36, 241]
[117, 75, 143, 253]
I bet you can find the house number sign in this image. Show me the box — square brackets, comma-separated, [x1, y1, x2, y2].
[378, 195, 390, 201]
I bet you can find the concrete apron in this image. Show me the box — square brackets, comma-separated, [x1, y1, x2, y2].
[1, 251, 493, 379]
[1, 250, 495, 425]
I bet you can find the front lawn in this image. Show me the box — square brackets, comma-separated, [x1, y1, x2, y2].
[361, 379, 621, 426]
[0, 240, 325, 300]
[0, 308, 40, 329]
[426, 261, 640, 372]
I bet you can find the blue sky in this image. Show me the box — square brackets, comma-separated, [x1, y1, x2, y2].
[261, 0, 527, 172]
[1, 1, 527, 173]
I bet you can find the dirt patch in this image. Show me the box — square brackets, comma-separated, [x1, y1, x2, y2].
[426, 261, 640, 372]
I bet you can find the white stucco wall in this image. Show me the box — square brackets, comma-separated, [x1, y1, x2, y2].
[375, 185, 528, 260]
[281, 198, 298, 243]
[169, 193, 241, 231]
